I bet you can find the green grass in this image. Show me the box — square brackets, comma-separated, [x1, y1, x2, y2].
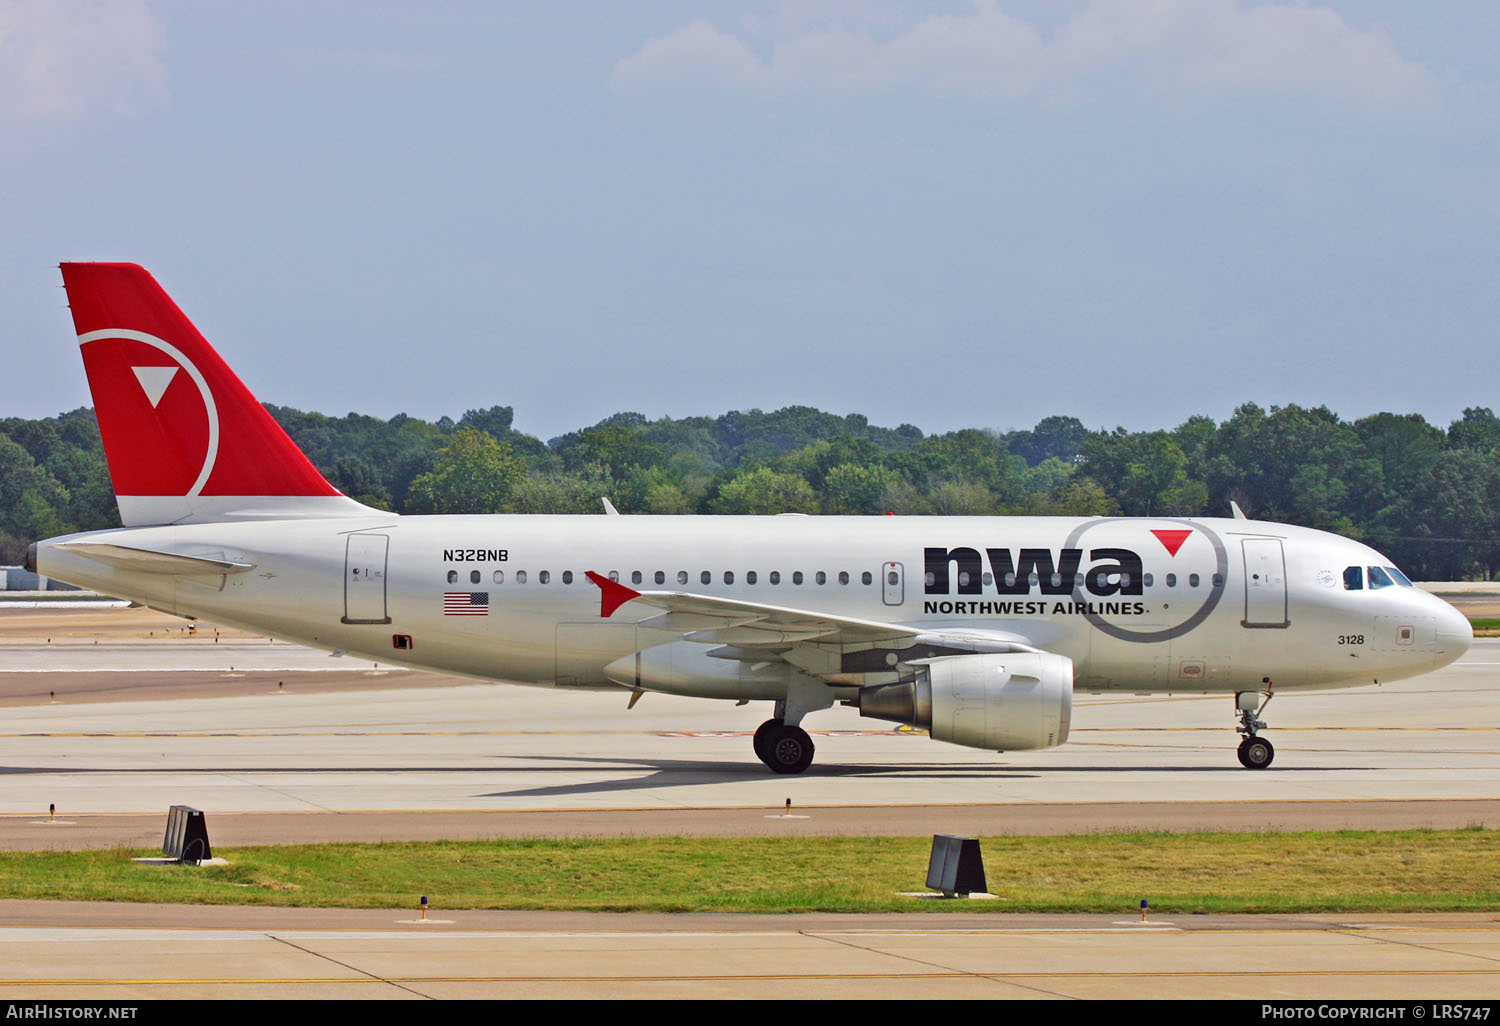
[3, 829, 1498, 914]
[1469, 617, 1500, 631]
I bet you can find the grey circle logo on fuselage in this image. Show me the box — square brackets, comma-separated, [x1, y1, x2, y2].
[1061, 517, 1227, 643]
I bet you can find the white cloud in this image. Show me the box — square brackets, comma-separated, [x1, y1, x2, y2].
[612, 20, 771, 95]
[612, 0, 1439, 116]
[0, 0, 166, 121]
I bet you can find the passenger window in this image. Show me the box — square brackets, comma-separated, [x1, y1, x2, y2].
[747, 571, 757, 585]
[862, 572, 873, 585]
[447, 570, 458, 584]
[631, 571, 642, 585]
[816, 571, 826, 585]
[470, 570, 481, 584]
[1166, 573, 1177, 587]
[887, 571, 898, 586]
[607, 571, 618, 582]
[701, 571, 711, 585]
[1143, 573, 1154, 587]
[1188, 574, 1199, 587]
[724, 571, 734, 585]
[678, 571, 689, 585]
[924, 571, 936, 587]
[958, 571, 971, 588]
[1050, 572, 1063, 589]
[562, 571, 573, 584]
[982, 572, 993, 587]
[654, 571, 665, 585]
[838, 571, 849, 585]
[793, 571, 804, 585]
[1004, 572, 1016, 588]
[770, 571, 781, 585]
[1367, 566, 1394, 590]
[1343, 566, 1363, 590]
[539, 571, 550, 584]
[1212, 573, 1223, 587]
[493, 570, 504, 584]
[516, 570, 527, 584]
[1120, 573, 1131, 588]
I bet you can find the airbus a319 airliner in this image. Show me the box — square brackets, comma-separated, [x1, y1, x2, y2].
[28, 264, 1472, 772]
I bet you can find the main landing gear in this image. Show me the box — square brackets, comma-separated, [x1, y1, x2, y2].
[753, 718, 815, 774]
[1235, 688, 1275, 769]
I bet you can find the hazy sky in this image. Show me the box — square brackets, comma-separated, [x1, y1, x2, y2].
[3, 1, 1497, 442]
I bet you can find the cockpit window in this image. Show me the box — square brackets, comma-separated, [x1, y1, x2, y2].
[1367, 566, 1395, 590]
[1343, 566, 1363, 590]
[1385, 566, 1414, 587]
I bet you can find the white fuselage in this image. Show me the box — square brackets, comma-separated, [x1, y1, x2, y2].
[35, 513, 1471, 702]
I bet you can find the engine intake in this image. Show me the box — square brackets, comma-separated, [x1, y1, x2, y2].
[854, 651, 1073, 751]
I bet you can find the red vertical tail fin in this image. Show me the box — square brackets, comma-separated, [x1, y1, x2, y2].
[60, 262, 379, 525]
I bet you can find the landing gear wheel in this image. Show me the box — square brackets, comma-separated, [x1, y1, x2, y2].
[1237, 736, 1274, 770]
[752, 718, 782, 763]
[760, 723, 815, 774]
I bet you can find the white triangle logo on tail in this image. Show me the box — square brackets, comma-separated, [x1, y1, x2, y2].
[132, 366, 179, 408]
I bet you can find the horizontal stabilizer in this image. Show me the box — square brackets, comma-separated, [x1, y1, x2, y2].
[55, 542, 255, 576]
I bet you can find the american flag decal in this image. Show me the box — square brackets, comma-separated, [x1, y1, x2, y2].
[443, 591, 489, 616]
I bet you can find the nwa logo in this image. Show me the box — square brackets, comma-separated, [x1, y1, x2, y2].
[924, 520, 1229, 644]
[925, 547, 1144, 597]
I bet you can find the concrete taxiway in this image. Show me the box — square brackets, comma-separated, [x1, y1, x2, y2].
[3, 908, 1500, 1000]
[1, 602, 1498, 999]
[2, 631, 1498, 833]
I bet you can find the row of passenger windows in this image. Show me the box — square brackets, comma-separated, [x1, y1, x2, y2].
[447, 568, 882, 586]
[1344, 565, 1414, 591]
[443, 566, 1220, 590]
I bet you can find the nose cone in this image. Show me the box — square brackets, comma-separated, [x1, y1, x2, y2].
[1434, 600, 1473, 669]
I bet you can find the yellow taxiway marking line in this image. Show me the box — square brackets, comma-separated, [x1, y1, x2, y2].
[3, 926, 1499, 938]
[5, 969, 1500, 986]
[8, 793, 1500, 816]
[5, 725, 1500, 741]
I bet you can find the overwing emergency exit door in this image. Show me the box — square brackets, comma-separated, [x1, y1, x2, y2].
[343, 533, 391, 625]
[883, 562, 904, 606]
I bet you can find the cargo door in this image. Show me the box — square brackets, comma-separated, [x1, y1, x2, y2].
[555, 623, 641, 687]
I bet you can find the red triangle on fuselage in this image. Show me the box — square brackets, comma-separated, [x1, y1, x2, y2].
[586, 571, 641, 617]
[1151, 529, 1192, 557]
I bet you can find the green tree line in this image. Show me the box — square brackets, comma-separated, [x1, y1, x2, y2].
[4, 403, 1499, 580]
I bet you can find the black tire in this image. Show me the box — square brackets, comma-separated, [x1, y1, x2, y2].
[764, 724, 815, 774]
[1239, 736, 1274, 770]
[752, 718, 782, 765]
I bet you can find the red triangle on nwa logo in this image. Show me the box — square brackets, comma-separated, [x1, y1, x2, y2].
[1151, 529, 1193, 557]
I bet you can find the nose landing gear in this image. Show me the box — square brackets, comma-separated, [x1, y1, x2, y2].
[1235, 688, 1274, 769]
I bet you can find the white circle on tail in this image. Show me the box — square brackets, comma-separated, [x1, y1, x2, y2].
[76, 328, 220, 497]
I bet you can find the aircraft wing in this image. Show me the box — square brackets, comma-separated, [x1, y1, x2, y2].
[584, 571, 1038, 657]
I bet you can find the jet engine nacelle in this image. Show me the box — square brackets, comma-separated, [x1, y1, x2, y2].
[854, 652, 1073, 751]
